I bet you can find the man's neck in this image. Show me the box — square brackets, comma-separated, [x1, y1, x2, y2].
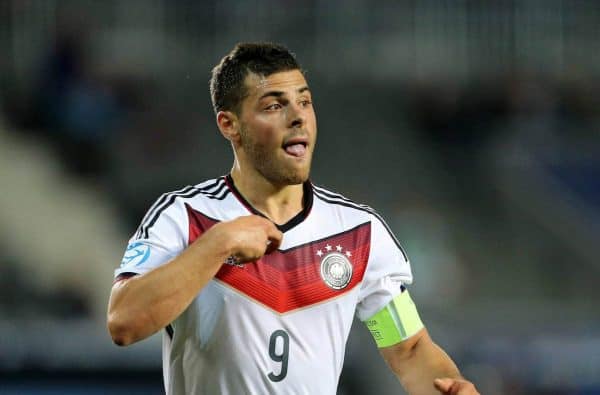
[230, 167, 305, 226]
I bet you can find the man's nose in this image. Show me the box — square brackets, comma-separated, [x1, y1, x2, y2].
[288, 103, 306, 128]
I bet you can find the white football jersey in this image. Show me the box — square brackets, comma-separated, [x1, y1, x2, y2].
[116, 175, 413, 395]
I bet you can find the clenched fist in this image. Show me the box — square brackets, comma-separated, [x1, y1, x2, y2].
[210, 215, 283, 263]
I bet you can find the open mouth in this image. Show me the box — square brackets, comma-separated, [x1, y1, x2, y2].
[282, 139, 308, 157]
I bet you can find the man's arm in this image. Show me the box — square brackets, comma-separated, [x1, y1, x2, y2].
[379, 328, 479, 395]
[107, 215, 282, 346]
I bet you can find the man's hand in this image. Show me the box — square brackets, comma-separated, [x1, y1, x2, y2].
[213, 215, 283, 263]
[434, 378, 480, 395]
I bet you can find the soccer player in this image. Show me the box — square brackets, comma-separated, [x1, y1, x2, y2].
[107, 42, 479, 395]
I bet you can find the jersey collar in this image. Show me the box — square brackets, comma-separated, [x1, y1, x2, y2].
[225, 174, 313, 233]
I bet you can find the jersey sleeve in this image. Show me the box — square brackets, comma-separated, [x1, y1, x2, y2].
[114, 195, 188, 278]
[355, 213, 413, 321]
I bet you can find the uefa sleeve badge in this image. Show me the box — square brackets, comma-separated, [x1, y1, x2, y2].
[121, 242, 151, 267]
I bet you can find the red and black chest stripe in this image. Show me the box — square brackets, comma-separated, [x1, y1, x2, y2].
[186, 204, 371, 314]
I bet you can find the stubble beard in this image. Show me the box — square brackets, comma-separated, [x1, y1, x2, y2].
[239, 125, 311, 186]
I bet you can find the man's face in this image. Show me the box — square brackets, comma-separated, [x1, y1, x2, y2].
[235, 69, 317, 186]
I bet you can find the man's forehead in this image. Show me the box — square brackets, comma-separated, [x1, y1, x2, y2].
[244, 70, 308, 96]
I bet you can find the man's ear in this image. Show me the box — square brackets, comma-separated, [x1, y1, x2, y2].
[216, 111, 241, 143]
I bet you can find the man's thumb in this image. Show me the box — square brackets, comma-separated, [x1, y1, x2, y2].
[434, 378, 453, 392]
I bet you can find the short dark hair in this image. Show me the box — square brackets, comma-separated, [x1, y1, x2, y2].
[210, 42, 302, 115]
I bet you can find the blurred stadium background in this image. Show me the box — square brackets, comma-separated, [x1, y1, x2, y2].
[1, 1, 599, 394]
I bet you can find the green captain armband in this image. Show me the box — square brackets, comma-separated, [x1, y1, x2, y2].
[363, 290, 424, 348]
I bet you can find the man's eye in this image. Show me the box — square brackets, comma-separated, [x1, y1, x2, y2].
[265, 103, 282, 111]
[300, 100, 312, 107]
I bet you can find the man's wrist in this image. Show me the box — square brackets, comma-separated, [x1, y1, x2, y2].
[191, 223, 236, 267]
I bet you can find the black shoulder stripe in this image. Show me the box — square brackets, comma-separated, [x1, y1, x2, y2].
[205, 189, 231, 200]
[313, 189, 409, 262]
[370, 212, 409, 262]
[138, 178, 225, 239]
[141, 182, 229, 239]
[195, 178, 229, 197]
[140, 188, 204, 239]
[312, 186, 373, 213]
[166, 324, 174, 339]
[313, 185, 374, 211]
[313, 185, 359, 203]
[137, 179, 223, 238]
[136, 180, 221, 239]
[204, 180, 227, 197]
[135, 185, 196, 239]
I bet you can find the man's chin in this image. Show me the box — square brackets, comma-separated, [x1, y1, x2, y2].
[290, 168, 312, 184]
[275, 170, 310, 186]
[256, 160, 311, 186]
[281, 175, 308, 186]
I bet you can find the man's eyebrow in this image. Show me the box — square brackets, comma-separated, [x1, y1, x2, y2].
[258, 90, 284, 101]
[257, 86, 311, 101]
